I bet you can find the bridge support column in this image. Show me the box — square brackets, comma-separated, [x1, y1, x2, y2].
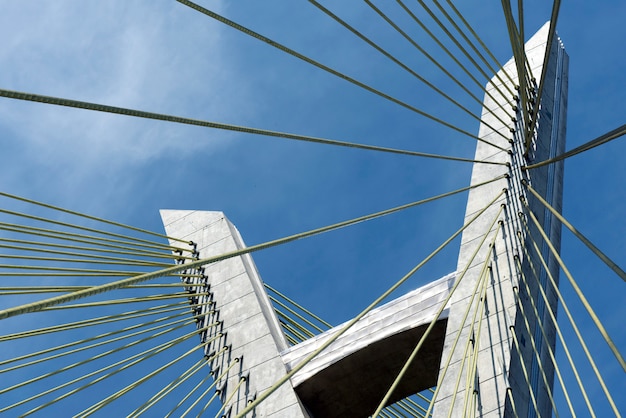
[161, 210, 309, 418]
[433, 22, 568, 417]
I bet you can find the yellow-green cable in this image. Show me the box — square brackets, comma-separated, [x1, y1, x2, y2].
[445, 246, 495, 418]
[515, 254, 575, 416]
[525, 124, 626, 170]
[23, 327, 210, 417]
[0, 293, 209, 342]
[265, 282, 331, 328]
[424, 207, 506, 417]
[500, 0, 531, 137]
[312, 0, 512, 144]
[0, 317, 203, 400]
[1, 319, 199, 414]
[1, 301, 182, 342]
[435, 0, 517, 91]
[388, 406, 406, 418]
[463, 221, 504, 417]
[269, 295, 326, 333]
[0, 191, 191, 245]
[461, 264, 492, 417]
[522, 221, 621, 416]
[212, 376, 247, 418]
[130, 357, 207, 416]
[277, 316, 314, 341]
[45, 292, 210, 310]
[0, 207, 181, 251]
[0, 271, 200, 277]
[381, 406, 403, 418]
[285, 334, 299, 345]
[0, 283, 200, 295]
[404, 399, 429, 417]
[278, 316, 315, 341]
[442, 0, 513, 86]
[408, 396, 431, 415]
[279, 318, 311, 342]
[176, 377, 219, 418]
[521, 199, 625, 371]
[413, 0, 513, 104]
[77, 340, 212, 417]
[370, 192, 506, 417]
[166, 354, 236, 418]
[174, 0, 514, 151]
[0, 283, 203, 292]
[514, 256, 569, 417]
[505, 305, 541, 417]
[78, 337, 226, 417]
[392, 401, 423, 417]
[523, 1, 561, 154]
[0, 175, 505, 320]
[0, 300, 200, 367]
[510, 271, 560, 417]
[0, 263, 149, 275]
[396, 0, 513, 124]
[192, 392, 219, 418]
[0, 222, 190, 255]
[0, 246, 173, 266]
[374, 0, 515, 132]
[517, 230, 596, 416]
[0, 309, 197, 374]
[0, 236, 195, 260]
[0, 88, 506, 165]
[0, 221, 190, 254]
[524, 182, 626, 282]
[506, 387, 520, 418]
[235, 189, 507, 418]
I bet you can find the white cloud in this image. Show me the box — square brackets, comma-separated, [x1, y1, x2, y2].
[0, 1, 242, 173]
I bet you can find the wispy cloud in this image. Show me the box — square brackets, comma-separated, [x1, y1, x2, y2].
[0, 2, 243, 177]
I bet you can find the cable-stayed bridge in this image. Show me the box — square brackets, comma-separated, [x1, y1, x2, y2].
[0, 1, 624, 417]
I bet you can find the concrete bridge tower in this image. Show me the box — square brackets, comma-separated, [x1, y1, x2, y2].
[161, 22, 567, 418]
[432, 21, 567, 417]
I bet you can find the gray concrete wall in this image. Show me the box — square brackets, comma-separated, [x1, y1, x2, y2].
[432, 22, 567, 418]
[161, 210, 308, 418]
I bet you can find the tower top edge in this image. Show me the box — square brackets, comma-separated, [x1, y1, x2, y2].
[527, 20, 565, 51]
[159, 209, 227, 228]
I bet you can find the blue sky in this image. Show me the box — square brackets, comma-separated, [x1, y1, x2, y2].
[0, 1, 624, 416]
